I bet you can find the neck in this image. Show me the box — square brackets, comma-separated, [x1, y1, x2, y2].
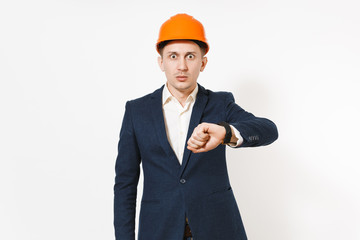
[166, 83, 196, 107]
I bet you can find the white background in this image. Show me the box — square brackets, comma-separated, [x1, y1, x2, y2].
[1, 0, 359, 239]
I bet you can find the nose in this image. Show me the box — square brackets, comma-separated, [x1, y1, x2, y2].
[177, 58, 188, 71]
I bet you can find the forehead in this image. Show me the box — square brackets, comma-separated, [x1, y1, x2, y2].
[163, 40, 201, 54]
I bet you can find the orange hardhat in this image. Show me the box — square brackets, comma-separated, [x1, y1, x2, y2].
[156, 13, 209, 54]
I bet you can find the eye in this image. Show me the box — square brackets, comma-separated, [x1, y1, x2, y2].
[187, 54, 195, 59]
[170, 54, 176, 59]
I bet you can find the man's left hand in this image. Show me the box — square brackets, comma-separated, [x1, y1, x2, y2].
[187, 122, 226, 153]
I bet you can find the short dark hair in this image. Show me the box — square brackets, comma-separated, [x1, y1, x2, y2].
[158, 40, 207, 57]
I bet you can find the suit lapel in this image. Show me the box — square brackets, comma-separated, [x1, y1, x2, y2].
[150, 86, 181, 169]
[179, 84, 209, 177]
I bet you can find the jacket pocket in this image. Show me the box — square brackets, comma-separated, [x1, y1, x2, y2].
[208, 186, 232, 196]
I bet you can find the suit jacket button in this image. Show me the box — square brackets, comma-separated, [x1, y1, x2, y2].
[180, 179, 186, 184]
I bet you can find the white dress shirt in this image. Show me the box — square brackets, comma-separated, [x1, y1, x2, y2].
[162, 84, 243, 165]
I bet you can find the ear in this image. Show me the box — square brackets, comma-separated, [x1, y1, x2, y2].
[200, 56, 208, 72]
[158, 56, 165, 72]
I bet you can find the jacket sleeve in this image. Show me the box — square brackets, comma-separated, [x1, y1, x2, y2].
[114, 101, 141, 240]
[225, 92, 278, 147]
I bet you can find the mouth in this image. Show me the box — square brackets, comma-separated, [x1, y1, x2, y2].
[176, 75, 188, 81]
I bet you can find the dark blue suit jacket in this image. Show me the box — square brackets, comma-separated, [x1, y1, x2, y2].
[114, 84, 278, 240]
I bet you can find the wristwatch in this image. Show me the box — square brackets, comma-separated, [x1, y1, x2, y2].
[217, 121, 232, 144]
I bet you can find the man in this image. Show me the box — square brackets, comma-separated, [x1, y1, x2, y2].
[114, 13, 278, 240]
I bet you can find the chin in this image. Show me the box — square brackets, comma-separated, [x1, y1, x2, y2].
[176, 81, 195, 88]
[168, 79, 196, 93]
[176, 84, 193, 92]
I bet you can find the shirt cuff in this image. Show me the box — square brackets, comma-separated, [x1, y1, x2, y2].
[228, 125, 244, 147]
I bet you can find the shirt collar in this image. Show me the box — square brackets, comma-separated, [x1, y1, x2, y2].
[162, 83, 199, 106]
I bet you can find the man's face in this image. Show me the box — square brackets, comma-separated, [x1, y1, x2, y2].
[158, 40, 207, 95]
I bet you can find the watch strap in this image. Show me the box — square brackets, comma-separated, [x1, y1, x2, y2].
[217, 121, 232, 144]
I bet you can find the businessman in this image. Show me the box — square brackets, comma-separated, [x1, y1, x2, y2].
[114, 13, 278, 240]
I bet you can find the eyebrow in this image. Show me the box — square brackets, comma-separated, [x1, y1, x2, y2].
[166, 51, 198, 55]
